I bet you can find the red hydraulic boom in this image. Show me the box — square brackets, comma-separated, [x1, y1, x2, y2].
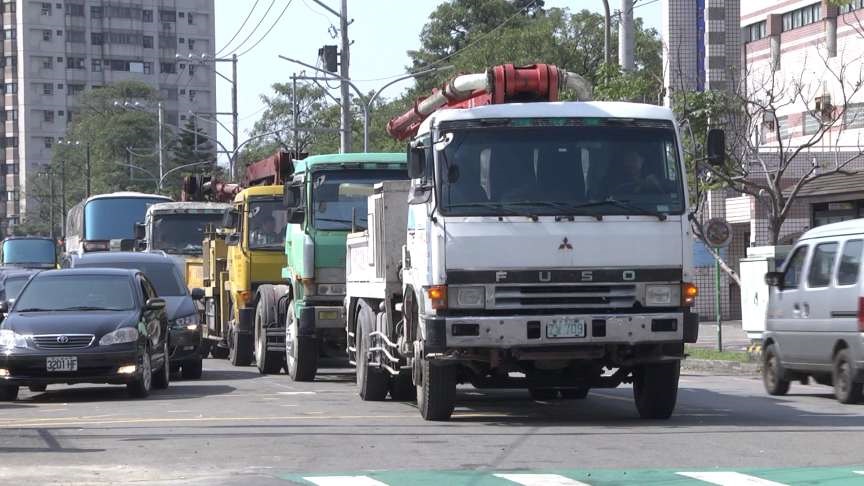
[181, 150, 306, 202]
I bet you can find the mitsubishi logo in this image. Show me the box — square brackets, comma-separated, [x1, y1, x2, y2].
[57, 335, 69, 344]
[559, 237, 573, 250]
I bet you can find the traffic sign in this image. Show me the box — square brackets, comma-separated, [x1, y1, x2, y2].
[705, 218, 733, 248]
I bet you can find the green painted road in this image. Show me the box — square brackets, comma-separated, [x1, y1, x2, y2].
[290, 467, 864, 485]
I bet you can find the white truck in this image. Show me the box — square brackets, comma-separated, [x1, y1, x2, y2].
[345, 64, 724, 421]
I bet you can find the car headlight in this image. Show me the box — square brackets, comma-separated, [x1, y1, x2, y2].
[449, 286, 485, 309]
[645, 285, 680, 306]
[172, 314, 199, 330]
[99, 328, 139, 346]
[0, 329, 29, 349]
[317, 283, 346, 296]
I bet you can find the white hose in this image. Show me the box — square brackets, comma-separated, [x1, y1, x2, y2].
[561, 71, 593, 101]
[414, 73, 489, 117]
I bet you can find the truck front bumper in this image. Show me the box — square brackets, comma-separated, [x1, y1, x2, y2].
[420, 312, 687, 352]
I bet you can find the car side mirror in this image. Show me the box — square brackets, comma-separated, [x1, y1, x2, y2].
[707, 128, 726, 166]
[284, 184, 303, 208]
[407, 145, 426, 179]
[136, 240, 147, 251]
[0, 300, 9, 313]
[287, 209, 305, 225]
[134, 222, 145, 241]
[145, 297, 166, 310]
[190, 288, 205, 301]
[226, 233, 241, 246]
[765, 271, 783, 289]
[222, 209, 239, 229]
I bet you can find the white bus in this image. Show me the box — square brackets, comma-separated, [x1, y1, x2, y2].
[65, 192, 172, 258]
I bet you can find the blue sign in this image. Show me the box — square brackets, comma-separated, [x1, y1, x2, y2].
[693, 239, 727, 267]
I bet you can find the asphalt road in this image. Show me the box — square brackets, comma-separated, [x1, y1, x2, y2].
[1, 358, 864, 485]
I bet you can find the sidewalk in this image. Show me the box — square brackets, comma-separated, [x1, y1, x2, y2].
[693, 320, 751, 351]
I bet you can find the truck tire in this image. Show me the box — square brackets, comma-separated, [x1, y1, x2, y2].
[285, 302, 318, 381]
[356, 301, 389, 401]
[389, 371, 416, 401]
[255, 293, 283, 375]
[229, 326, 253, 366]
[182, 359, 203, 380]
[199, 340, 211, 359]
[561, 387, 590, 399]
[529, 388, 559, 401]
[0, 385, 19, 401]
[763, 343, 790, 396]
[210, 343, 229, 360]
[833, 348, 863, 404]
[633, 361, 680, 420]
[416, 357, 457, 421]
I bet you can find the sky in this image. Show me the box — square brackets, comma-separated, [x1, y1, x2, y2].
[212, 0, 662, 159]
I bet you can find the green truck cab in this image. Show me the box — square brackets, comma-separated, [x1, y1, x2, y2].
[252, 153, 406, 381]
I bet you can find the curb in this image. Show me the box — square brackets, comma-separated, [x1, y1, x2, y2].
[682, 358, 761, 375]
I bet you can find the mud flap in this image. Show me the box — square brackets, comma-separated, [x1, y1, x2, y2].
[298, 306, 316, 337]
[683, 310, 699, 344]
[238, 308, 255, 335]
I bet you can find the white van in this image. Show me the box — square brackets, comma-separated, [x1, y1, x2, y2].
[763, 219, 864, 403]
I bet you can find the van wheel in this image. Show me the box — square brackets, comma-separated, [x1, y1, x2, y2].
[763, 344, 790, 396]
[833, 349, 863, 404]
[633, 361, 680, 419]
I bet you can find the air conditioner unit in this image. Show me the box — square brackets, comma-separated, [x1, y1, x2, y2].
[815, 94, 833, 117]
[761, 111, 776, 130]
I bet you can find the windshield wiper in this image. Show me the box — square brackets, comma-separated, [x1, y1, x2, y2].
[55, 306, 125, 312]
[15, 308, 49, 313]
[447, 202, 539, 221]
[566, 199, 668, 221]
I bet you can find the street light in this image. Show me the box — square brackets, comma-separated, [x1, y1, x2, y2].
[118, 151, 215, 191]
[57, 139, 89, 198]
[114, 100, 165, 185]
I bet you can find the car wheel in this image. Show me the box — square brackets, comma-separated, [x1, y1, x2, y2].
[181, 359, 203, 380]
[127, 351, 152, 398]
[833, 348, 863, 404]
[763, 344, 790, 396]
[0, 385, 19, 401]
[152, 340, 171, 390]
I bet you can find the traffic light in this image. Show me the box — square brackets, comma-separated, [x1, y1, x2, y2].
[319, 45, 338, 72]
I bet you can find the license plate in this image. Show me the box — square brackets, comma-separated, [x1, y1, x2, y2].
[46, 356, 77, 372]
[318, 310, 338, 321]
[546, 318, 587, 338]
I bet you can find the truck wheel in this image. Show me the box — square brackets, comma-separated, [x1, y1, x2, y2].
[229, 327, 253, 366]
[833, 349, 863, 404]
[255, 300, 283, 375]
[181, 359, 203, 380]
[529, 388, 558, 401]
[199, 340, 211, 359]
[356, 301, 389, 401]
[632, 361, 680, 420]
[390, 371, 416, 401]
[210, 343, 229, 360]
[416, 357, 457, 421]
[561, 387, 590, 399]
[285, 302, 318, 381]
[763, 343, 790, 396]
[0, 385, 19, 401]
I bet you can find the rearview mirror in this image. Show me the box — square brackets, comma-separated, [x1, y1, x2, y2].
[134, 222, 145, 241]
[407, 146, 426, 179]
[287, 209, 305, 225]
[145, 297, 166, 310]
[190, 288, 205, 301]
[222, 209, 239, 229]
[225, 233, 241, 246]
[284, 184, 303, 208]
[707, 128, 726, 166]
[765, 271, 783, 289]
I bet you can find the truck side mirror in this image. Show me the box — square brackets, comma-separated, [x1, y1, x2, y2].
[0, 300, 8, 314]
[407, 146, 426, 179]
[707, 128, 726, 166]
[765, 271, 783, 290]
[222, 209, 239, 229]
[190, 288, 205, 301]
[287, 209, 305, 225]
[226, 232, 241, 246]
[284, 185, 302, 208]
[134, 222, 145, 241]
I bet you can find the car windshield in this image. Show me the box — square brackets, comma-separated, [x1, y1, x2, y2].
[74, 261, 185, 296]
[84, 196, 170, 241]
[248, 198, 288, 250]
[2, 239, 55, 265]
[436, 122, 684, 217]
[14, 274, 135, 311]
[152, 212, 223, 255]
[312, 169, 408, 230]
[2, 276, 29, 300]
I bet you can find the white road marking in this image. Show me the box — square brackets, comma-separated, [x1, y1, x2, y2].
[278, 391, 316, 395]
[677, 472, 788, 485]
[854, 471, 864, 475]
[304, 476, 388, 486]
[495, 473, 591, 486]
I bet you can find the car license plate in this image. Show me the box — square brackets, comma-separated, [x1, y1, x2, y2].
[318, 310, 338, 321]
[546, 318, 587, 338]
[46, 356, 77, 372]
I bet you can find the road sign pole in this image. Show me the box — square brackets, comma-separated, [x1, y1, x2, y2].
[715, 249, 723, 352]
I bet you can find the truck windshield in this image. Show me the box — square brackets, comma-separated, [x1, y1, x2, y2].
[152, 213, 223, 255]
[311, 169, 407, 230]
[248, 198, 288, 250]
[2, 239, 55, 265]
[85, 196, 170, 240]
[437, 123, 685, 217]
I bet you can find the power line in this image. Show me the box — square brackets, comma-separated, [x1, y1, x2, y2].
[216, 0, 261, 56]
[236, 0, 294, 58]
[223, 0, 278, 57]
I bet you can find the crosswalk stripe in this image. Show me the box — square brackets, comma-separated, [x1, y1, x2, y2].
[854, 471, 864, 476]
[677, 472, 788, 486]
[303, 476, 388, 486]
[494, 473, 591, 486]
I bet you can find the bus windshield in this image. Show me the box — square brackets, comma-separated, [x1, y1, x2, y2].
[2, 239, 55, 265]
[84, 196, 170, 241]
[152, 212, 223, 255]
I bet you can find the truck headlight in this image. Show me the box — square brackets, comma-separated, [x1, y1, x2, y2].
[317, 284, 346, 296]
[0, 330, 29, 349]
[449, 286, 485, 309]
[99, 328, 139, 346]
[172, 314, 199, 330]
[645, 285, 680, 306]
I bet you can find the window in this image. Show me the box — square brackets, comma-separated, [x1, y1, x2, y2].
[41, 2, 51, 15]
[3, 56, 15, 67]
[67, 3, 84, 17]
[57, 56, 63, 62]
[188, 39, 196, 51]
[143, 62, 153, 74]
[783, 246, 809, 289]
[189, 64, 196, 76]
[129, 62, 144, 73]
[3, 82, 14, 94]
[142, 9, 153, 22]
[143, 35, 153, 48]
[56, 30, 63, 37]
[43, 137, 53, 149]
[178, 12, 185, 18]
[187, 12, 194, 25]
[179, 37, 185, 44]
[803, 111, 821, 135]
[160, 62, 176, 74]
[189, 90, 196, 102]
[837, 240, 863, 286]
[159, 9, 176, 22]
[4, 109, 16, 120]
[68, 30, 86, 43]
[42, 58, 52, 69]
[57, 83, 64, 89]
[746, 21, 767, 42]
[781, 3, 822, 32]
[840, 0, 864, 13]
[68, 84, 85, 96]
[91, 32, 104, 45]
[4, 28, 15, 40]
[43, 110, 54, 122]
[807, 242, 838, 288]
[43, 83, 52, 95]
[91, 59, 102, 72]
[66, 57, 85, 70]
[90, 6, 102, 18]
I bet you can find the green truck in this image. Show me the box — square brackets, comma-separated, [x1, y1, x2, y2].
[252, 153, 406, 381]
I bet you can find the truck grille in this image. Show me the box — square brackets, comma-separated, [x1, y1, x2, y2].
[491, 284, 637, 309]
[31, 334, 95, 350]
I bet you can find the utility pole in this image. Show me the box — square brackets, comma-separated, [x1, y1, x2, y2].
[231, 53, 239, 177]
[602, 0, 612, 66]
[157, 101, 165, 190]
[292, 74, 299, 156]
[619, 0, 635, 71]
[339, 0, 351, 153]
[85, 142, 91, 198]
[60, 159, 66, 238]
[48, 169, 55, 239]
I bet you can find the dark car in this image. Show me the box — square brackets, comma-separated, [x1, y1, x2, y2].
[0, 269, 39, 303]
[71, 251, 206, 379]
[0, 268, 171, 400]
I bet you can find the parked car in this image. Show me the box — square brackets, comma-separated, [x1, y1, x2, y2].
[763, 218, 864, 403]
[0, 268, 171, 400]
[71, 251, 206, 379]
